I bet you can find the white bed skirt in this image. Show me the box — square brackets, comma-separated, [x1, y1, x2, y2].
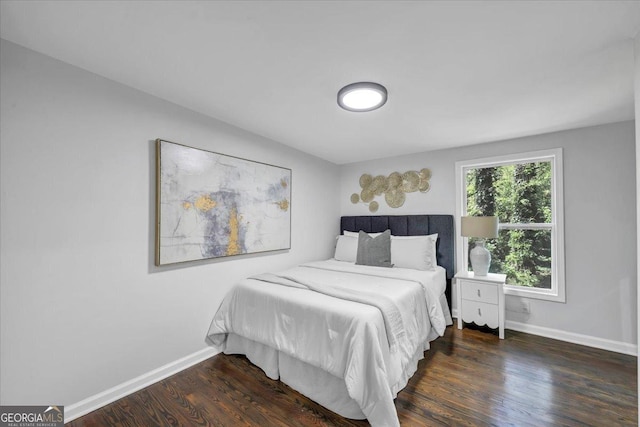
[223, 294, 452, 420]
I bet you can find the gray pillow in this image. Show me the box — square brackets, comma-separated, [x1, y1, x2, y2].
[356, 230, 392, 268]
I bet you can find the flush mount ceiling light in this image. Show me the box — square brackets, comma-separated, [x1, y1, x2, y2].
[337, 82, 388, 112]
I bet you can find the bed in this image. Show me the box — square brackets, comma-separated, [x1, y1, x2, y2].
[206, 215, 454, 427]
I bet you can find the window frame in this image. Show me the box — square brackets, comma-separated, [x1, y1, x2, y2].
[455, 148, 566, 303]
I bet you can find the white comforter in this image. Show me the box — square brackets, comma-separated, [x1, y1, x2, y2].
[206, 260, 447, 427]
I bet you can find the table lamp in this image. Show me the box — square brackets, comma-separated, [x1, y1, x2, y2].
[461, 216, 499, 276]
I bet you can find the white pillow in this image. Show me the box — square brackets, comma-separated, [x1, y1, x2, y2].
[334, 235, 358, 262]
[343, 230, 386, 238]
[391, 233, 438, 271]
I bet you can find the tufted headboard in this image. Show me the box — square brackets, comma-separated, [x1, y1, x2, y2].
[340, 215, 455, 310]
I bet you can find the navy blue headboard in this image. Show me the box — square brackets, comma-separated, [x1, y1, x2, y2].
[340, 215, 455, 309]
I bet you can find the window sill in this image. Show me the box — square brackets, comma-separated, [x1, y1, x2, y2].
[504, 284, 566, 303]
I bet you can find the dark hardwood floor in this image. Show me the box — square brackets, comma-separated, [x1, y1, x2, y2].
[67, 325, 637, 426]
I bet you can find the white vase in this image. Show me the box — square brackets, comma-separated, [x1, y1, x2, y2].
[470, 240, 491, 276]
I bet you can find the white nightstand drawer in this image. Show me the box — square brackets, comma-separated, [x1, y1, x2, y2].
[461, 300, 499, 329]
[456, 272, 506, 339]
[460, 280, 498, 305]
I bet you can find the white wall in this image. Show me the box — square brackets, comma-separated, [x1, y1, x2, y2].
[0, 39, 340, 406]
[341, 121, 637, 349]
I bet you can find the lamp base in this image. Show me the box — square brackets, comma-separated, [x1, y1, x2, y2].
[470, 240, 491, 276]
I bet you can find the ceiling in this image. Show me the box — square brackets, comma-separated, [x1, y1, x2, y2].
[1, 1, 639, 164]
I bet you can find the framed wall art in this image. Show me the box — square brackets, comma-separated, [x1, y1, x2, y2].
[155, 139, 291, 265]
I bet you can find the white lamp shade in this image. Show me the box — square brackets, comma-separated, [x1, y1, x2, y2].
[461, 216, 499, 238]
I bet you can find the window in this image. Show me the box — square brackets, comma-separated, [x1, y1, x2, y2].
[455, 149, 565, 302]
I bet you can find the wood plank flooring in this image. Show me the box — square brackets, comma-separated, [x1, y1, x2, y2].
[67, 326, 637, 426]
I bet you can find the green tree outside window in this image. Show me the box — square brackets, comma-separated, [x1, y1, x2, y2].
[466, 162, 552, 288]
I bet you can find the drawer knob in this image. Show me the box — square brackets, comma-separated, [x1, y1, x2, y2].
[478, 308, 482, 316]
[477, 289, 481, 298]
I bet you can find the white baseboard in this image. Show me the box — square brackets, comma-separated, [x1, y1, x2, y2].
[64, 347, 220, 423]
[505, 320, 637, 356]
[452, 309, 637, 356]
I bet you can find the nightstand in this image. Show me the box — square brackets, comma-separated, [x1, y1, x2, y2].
[455, 271, 506, 339]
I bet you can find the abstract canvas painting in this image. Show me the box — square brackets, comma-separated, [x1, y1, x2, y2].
[156, 139, 291, 265]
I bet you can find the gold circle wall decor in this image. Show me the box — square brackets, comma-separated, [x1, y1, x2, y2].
[419, 181, 431, 193]
[371, 175, 386, 195]
[401, 171, 419, 193]
[359, 174, 372, 189]
[385, 188, 406, 208]
[419, 168, 432, 180]
[351, 168, 432, 210]
[419, 168, 432, 192]
[387, 172, 402, 190]
[360, 188, 375, 203]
